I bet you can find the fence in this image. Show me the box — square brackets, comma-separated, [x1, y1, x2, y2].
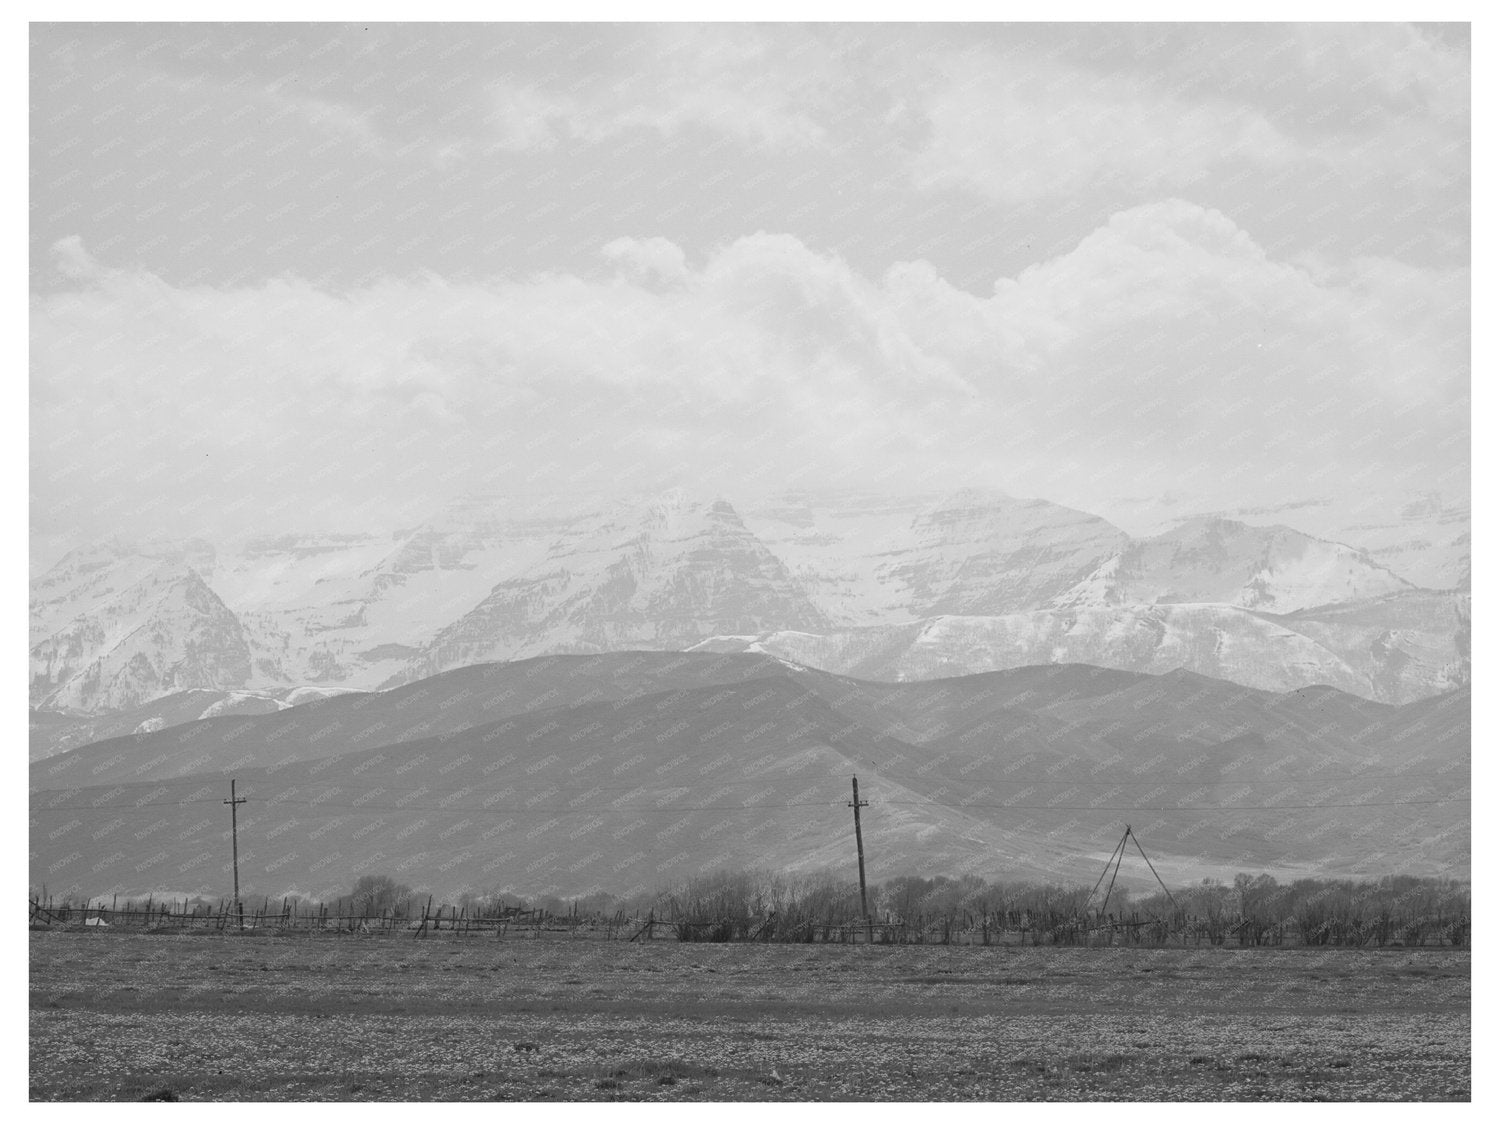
[28, 897, 1469, 948]
[28, 895, 639, 939]
[663, 908, 1468, 947]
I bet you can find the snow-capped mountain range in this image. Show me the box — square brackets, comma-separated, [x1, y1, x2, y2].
[29, 488, 1470, 728]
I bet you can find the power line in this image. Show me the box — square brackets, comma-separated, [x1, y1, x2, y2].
[870, 769, 1464, 788]
[30, 765, 1466, 805]
[274, 798, 842, 813]
[31, 793, 1466, 816]
[884, 797, 1466, 812]
[31, 797, 846, 814]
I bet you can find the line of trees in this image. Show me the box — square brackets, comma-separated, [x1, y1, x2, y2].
[32, 869, 1470, 947]
[1129, 873, 1472, 947]
[441, 868, 1470, 947]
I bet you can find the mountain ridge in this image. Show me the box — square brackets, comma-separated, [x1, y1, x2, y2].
[28, 654, 1470, 900]
[30, 489, 1470, 715]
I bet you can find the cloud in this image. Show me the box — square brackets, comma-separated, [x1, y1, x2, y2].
[130, 64, 444, 166]
[484, 25, 834, 152]
[469, 25, 1468, 221]
[262, 87, 387, 154]
[906, 26, 1468, 205]
[910, 52, 1295, 203]
[601, 237, 689, 285]
[487, 83, 572, 152]
[50, 235, 108, 282]
[31, 204, 1467, 545]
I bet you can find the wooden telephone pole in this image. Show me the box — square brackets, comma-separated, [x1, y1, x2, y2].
[849, 776, 871, 942]
[224, 779, 246, 930]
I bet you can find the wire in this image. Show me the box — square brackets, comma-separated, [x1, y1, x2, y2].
[31, 764, 1465, 803]
[884, 797, 1466, 812]
[870, 771, 1464, 790]
[32, 794, 1466, 815]
[273, 798, 839, 813]
[31, 798, 844, 814]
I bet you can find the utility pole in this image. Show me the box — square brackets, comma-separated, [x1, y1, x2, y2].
[848, 775, 871, 942]
[224, 779, 246, 930]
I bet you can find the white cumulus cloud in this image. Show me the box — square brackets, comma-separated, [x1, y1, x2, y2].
[31, 203, 1467, 546]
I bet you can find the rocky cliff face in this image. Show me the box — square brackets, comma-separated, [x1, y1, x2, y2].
[739, 488, 1129, 625]
[212, 499, 585, 688]
[1334, 495, 1470, 592]
[401, 493, 829, 683]
[691, 590, 1467, 705]
[1049, 517, 1414, 614]
[881, 490, 1131, 617]
[1129, 492, 1470, 593]
[30, 539, 217, 643]
[30, 557, 254, 712]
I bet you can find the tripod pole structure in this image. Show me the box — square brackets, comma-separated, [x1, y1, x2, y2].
[1129, 827, 1181, 912]
[1087, 828, 1130, 911]
[1099, 826, 1130, 918]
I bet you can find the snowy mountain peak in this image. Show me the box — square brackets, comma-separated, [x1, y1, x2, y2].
[927, 485, 1014, 511]
[30, 489, 1467, 715]
[30, 556, 253, 712]
[628, 489, 743, 533]
[645, 485, 690, 517]
[389, 491, 828, 684]
[894, 491, 1130, 618]
[1050, 517, 1413, 615]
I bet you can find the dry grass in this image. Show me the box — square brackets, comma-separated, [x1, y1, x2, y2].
[29, 933, 1469, 1102]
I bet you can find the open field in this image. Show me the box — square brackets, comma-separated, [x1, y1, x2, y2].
[30, 932, 1469, 1102]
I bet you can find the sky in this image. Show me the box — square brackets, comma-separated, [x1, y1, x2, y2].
[28, 22, 1471, 560]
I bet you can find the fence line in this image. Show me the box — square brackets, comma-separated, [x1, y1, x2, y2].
[26, 895, 638, 937]
[26, 897, 1469, 948]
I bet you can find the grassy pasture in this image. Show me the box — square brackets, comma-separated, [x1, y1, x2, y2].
[29, 932, 1468, 1101]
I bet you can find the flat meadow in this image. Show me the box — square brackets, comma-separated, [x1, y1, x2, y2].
[29, 931, 1469, 1102]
